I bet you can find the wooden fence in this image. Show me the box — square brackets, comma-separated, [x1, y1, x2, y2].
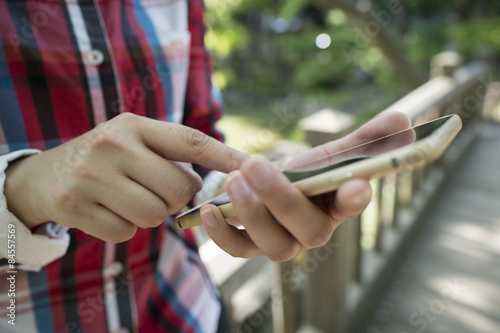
[198, 55, 491, 333]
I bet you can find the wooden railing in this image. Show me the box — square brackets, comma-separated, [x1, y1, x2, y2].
[198, 55, 491, 333]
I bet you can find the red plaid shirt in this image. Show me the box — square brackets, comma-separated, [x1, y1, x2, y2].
[0, 0, 228, 332]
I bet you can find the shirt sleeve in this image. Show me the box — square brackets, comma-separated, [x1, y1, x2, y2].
[0, 149, 70, 273]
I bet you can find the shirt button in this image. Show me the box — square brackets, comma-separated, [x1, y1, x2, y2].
[103, 261, 123, 278]
[85, 49, 104, 66]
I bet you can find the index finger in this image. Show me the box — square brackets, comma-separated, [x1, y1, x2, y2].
[137, 117, 249, 173]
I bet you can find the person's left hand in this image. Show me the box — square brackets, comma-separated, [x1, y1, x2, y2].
[199, 111, 411, 261]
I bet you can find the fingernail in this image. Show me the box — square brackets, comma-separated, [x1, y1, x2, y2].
[246, 157, 273, 189]
[352, 187, 372, 206]
[227, 172, 251, 202]
[201, 207, 219, 229]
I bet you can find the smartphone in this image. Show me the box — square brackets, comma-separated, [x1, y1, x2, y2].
[174, 114, 462, 230]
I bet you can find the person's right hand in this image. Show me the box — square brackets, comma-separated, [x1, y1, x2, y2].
[4, 113, 247, 243]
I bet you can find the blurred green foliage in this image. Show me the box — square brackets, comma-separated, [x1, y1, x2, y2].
[204, 0, 500, 120]
[446, 18, 500, 56]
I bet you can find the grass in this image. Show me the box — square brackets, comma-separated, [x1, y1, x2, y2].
[218, 83, 406, 155]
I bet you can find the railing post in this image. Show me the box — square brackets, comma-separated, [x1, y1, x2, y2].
[483, 82, 500, 121]
[373, 177, 385, 253]
[430, 51, 463, 79]
[272, 260, 298, 333]
[292, 109, 356, 332]
[298, 108, 355, 147]
[300, 222, 349, 332]
[388, 174, 400, 228]
[346, 216, 362, 282]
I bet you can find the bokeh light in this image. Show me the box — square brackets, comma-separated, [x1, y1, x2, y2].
[315, 33, 331, 49]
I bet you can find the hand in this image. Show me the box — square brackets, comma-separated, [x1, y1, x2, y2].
[4, 113, 247, 243]
[199, 112, 411, 261]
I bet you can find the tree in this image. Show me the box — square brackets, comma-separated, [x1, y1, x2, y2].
[311, 0, 426, 90]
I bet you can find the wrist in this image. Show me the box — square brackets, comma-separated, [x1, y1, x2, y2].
[4, 154, 46, 229]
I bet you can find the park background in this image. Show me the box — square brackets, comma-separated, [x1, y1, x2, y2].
[197, 1, 500, 332]
[205, 0, 500, 152]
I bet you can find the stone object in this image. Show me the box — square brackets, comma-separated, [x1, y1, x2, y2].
[299, 108, 356, 147]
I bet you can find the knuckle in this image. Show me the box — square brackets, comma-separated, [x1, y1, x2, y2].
[342, 212, 360, 221]
[186, 129, 212, 154]
[51, 186, 71, 207]
[92, 117, 135, 152]
[72, 163, 100, 183]
[93, 126, 124, 150]
[106, 224, 137, 244]
[50, 188, 79, 225]
[225, 157, 239, 171]
[215, 238, 250, 259]
[268, 243, 301, 262]
[179, 181, 198, 200]
[272, 191, 302, 211]
[166, 184, 197, 214]
[147, 205, 170, 228]
[221, 146, 245, 170]
[225, 149, 246, 171]
[111, 111, 140, 124]
[304, 223, 335, 248]
[227, 246, 251, 259]
[330, 208, 359, 223]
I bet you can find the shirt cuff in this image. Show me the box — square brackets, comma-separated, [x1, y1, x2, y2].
[0, 149, 70, 272]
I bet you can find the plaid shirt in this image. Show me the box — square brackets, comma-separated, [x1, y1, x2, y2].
[0, 0, 228, 332]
